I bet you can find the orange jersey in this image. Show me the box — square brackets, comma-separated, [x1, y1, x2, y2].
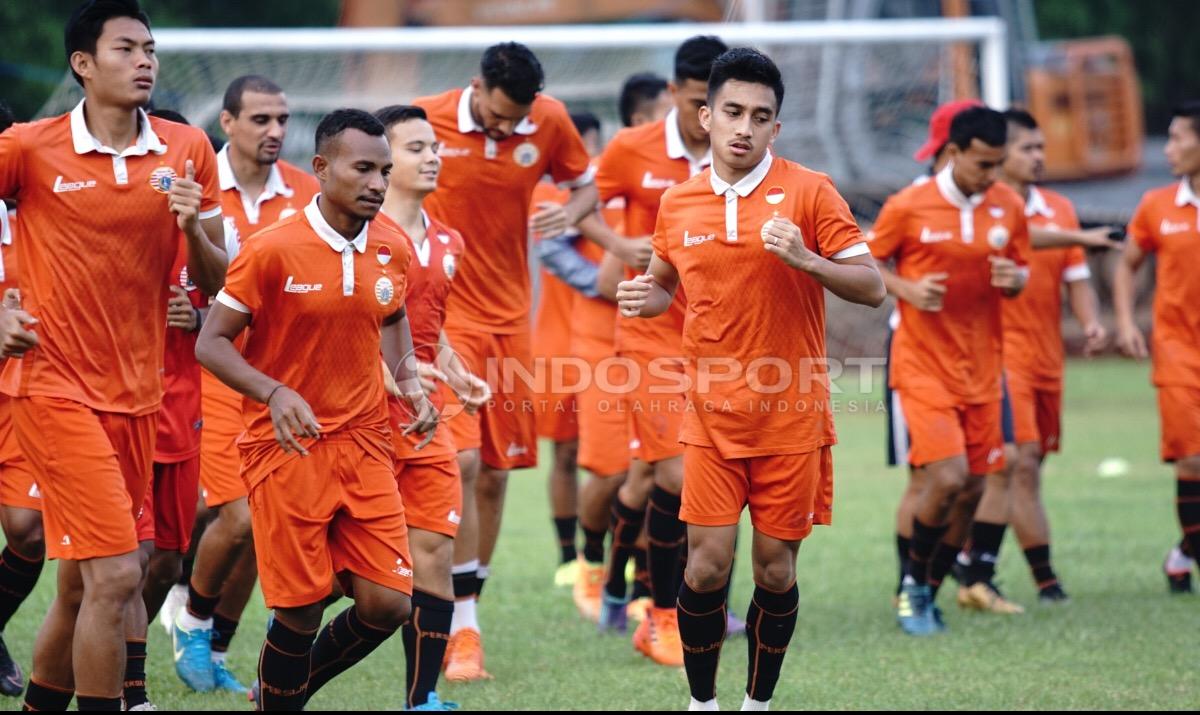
[596, 111, 707, 357]
[1129, 180, 1200, 388]
[651, 153, 869, 458]
[216, 198, 412, 487]
[155, 242, 207, 462]
[869, 167, 1031, 405]
[1001, 187, 1090, 390]
[531, 181, 579, 364]
[415, 87, 592, 333]
[376, 211, 464, 461]
[0, 103, 221, 415]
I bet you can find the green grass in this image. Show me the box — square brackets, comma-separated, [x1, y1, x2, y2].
[3, 358, 1198, 710]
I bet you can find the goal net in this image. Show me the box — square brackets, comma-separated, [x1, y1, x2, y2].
[37, 17, 1008, 362]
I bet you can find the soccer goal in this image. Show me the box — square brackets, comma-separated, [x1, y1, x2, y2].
[38, 18, 1008, 192]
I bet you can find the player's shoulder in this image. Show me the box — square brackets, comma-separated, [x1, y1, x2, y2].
[770, 156, 837, 192]
[528, 93, 571, 127]
[612, 119, 666, 150]
[1033, 186, 1077, 217]
[661, 169, 711, 205]
[881, 178, 929, 212]
[3, 113, 70, 149]
[276, 160, 320, 194]
[1136, 182, 1181, 211]
[242, 211, 308, 251]
[413, 88, 460, 117]
[985, 180, 1027, 211]
[148, 116, 212, 153]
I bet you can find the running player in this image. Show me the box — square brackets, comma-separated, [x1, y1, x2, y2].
[0, 2, 227, 708]
[196, 108, 436, 710]
[617, 47, 884, 710]
[1114, 100, 1200, 594]
[172, 74, 318, 694]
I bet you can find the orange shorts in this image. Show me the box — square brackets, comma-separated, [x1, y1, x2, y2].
[200, 376, 248, 508]
[575, 336, 632, 477]
[442, 326, 538, 470]
[680, 444, 833, 542]
[1006, 371, 1062, 454]
[137, 457, 201, 552]
[620, 352, 685, 464]
[247, 434, 413, 608]
[1157, 385, 1200, 463]
[895, 390, 1005, 475]
[0, 396, 41, 512]
[396, 456, 461, 538]
[13, 396, 155, 561]
[535, 395, 578, 443]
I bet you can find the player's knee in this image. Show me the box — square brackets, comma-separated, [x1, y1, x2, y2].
[752, 559, 795, 593]
[219, 501, 254, 543]
[654, 459, 684, 494]
[476, 470, 508, 501]
[88, 556, 143, 605]
[5, 519, 45, 561]
[456, 450, 481, 486]
[357, 592, 410, 631]
[147, 551, 182, 588]
[685, 551, 733, 592]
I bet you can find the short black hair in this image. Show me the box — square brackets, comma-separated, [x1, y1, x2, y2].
[674, 35, 728, 84]
[315, 108, 386, 155]
[65, 0, 152, 86]
[1003, 108, 1039, 132]
[480, 42, 544, 106]
[222, 75, 284, 117]
[570, 111, 601, 138]
[618, 72, 667, 127]
[148, 107, 188, 125]
[374, 104, 428, 132]
[948, 106, 1007, 150]
[707, 48, 784, 114]
[1171, 100, 1200, 137]
[0, 102, 14, 134]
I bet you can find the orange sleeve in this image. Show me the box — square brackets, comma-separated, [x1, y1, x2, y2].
[220, 239, 266, 314]
[867, 194, 906, 262]
[1064, 245, 1089, 275]
[594, 137, 627, 203]
[1006, 212, 1032, 267]
[649, 192, 674, 267]
[190, 133, 222, 218]
[807, 176, 866, 258]
[0, 125, 24, 199]
[548, 112, 593, 187]
[1058, 197, 1082, 232]
[1128, 195, 1158, 253]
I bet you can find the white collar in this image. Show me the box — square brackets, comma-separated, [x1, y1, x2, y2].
[935, 163, 985, 210]
[0, 201, 10, 247]
[665, 109, 712, 167]
[1175, 177, 1200, 208]
[216, 144, 295, 198]
[1025, 185, 1054, 218]
[457, 85, 537, 136]
[709, 150, 774, 197]
[304, 195, 368, 254]
[70, 99, 166, 157]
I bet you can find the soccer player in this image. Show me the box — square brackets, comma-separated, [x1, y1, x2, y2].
[619, 73, 672, 130]
[415, 42, 628, 680]
[987, 108, 1107, 603]
[595, 34, 727, 666]
[618, 48, 884, 710]
[172, 74, 318, 694]
[0, 2, 227, 708]
[1114, 100, 1200, 594]
[0, 103, 45, 699]
[197, 108, 436, 710]
[375, 103, 489, 710]
[869, 106, 1031, 636]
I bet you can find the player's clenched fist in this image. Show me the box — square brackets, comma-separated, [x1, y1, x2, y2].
[761, 215, 815, 271]
[989, 255, 1026, 293]
[617, 274, 655, 317]
[167, 159, 205, 233]
[0, 306, 38, 358]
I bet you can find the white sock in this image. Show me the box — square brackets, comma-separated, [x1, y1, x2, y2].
[451, 597, 478, 635]
[741, 694, 770, 711]
[176, 609, 212, 632]
[689, 697, 720, 711]
[211, 651, 227, 664]
[477, 564, 491, 580]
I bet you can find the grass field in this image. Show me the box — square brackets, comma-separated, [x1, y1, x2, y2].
[2, 358, 1197, 710]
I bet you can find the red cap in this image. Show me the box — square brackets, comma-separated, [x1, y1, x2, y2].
[913, 99, 985, 162]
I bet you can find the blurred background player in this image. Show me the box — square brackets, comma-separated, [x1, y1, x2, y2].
[594, 34, 727, 667]
[0, 100, 45, 700]
[375, 102, 489, 710]
[869, 107, 1030, 636]
[197, 109, 436, 710]
[0, 2, 227, 709]
[617, 47, 884, 711]
[618, 73, 672, 131]
[1114, 100, 1200, 594]
[414, 42, 620, 681]
[171, 73, 318, 695]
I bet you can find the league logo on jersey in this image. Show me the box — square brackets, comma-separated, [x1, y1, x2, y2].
[374, 276, 395, 305]
[149, 166, 178, 194]
[765, 186, 785, 205]
[436, 232, 451, 245]
[513, 141, 540, 168]
[987, 225, 1010, 250]
[443, 253, 457, 279]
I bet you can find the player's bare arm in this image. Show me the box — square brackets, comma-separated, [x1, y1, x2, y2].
[1112, 239, 1149, 359]
[382, 309, 439, 448]
[596, 251, 626, 301]
[875, 260, 947, 312]
[761, 216, 884, 306]
[1030, 224, 1123, 251]
[196, 301, 321, 455]
[1067, 278, 1107, 356]
[435, 329, 491, 414]
[169, 158, 228, 294]
[576, 210, 653, 270]
[616, 253, 679, 318]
